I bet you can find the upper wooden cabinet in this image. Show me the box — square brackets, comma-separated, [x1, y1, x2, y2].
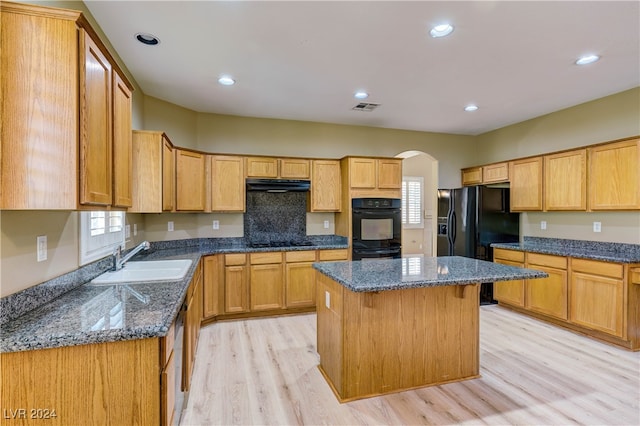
[482, 162, 509, 184]
[245, 156, 310, 179]
[130, 131, 175, 213]
[349, 157, 377, 188]
[544, 149, 586, 211]
[461, 167, 482, 186]
[175, 149, 206, 211]
[510, 157, 543, 211]
[112, 71, 133, 208]
[0, 2, 133, 210]
[347, 157, 402, 192]
[210, 155, 245, 212]
[310, 160, 341, 212]
[589, 139, 640, 210]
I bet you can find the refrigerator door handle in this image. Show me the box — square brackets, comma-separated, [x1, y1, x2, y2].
[449, 211, 457, 255]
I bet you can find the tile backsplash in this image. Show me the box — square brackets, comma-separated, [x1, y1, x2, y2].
[244, 192, 307, 243]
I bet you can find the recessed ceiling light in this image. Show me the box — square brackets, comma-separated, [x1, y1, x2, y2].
[218, 76, 236, 86]
[464, 104, 479, 112]
[135, 33, 160, 46]
[575, 54, 600, 65]
[354, 91, 369, 100]
[430, 23, 454, 38]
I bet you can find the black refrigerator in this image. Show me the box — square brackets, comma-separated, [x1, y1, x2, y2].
[437, 186, 520, 304]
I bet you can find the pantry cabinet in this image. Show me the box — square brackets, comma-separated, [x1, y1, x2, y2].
[493, 249, 525, 307]
[544, 149, 586, 211]
[131, 131, 175, 213]
[588, 139, 640, 210]
[310, 160, 341, 211]
[210, 155, 245, 211]
[510, 157, 543, 211]
[175, 149, 206, 211]
[1, 2, 133, 210]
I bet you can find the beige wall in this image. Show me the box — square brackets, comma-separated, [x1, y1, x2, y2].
[143, 96, 198, 149]
[473, 88, 640, 244]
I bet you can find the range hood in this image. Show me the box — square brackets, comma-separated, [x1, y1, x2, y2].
[246, 178, 310, 192]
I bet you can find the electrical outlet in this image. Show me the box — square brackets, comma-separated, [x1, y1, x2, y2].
[213, 220, 220, 230]
[323, 220, 330, 229]
[593, 221, 602, 232]
[37, 235, 47, 262]
[540, 220, 547, 230]
[168, 221, 174, 232]
[125, 224, 131, 238]
[133, 224, 138, 236]
[325, 291, 331, 309]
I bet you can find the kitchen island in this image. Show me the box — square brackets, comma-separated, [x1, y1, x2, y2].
[313, 256, 547, 402]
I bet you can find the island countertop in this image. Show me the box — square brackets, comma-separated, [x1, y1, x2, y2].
[313, 256, 548, 293]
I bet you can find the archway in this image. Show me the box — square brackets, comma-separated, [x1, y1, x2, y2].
[395, 150, 439, 257]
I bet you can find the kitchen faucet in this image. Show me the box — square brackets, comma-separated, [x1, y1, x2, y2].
[113, 241, 151, 271]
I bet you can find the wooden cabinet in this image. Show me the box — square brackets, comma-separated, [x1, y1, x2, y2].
[250, 252, 284, 311]
[544, 149, 586, 211]
[510, 157, 543, 211]
[175, 149, 206, 211]
[377, 158, 403, 189]
[525, 253, 568, 320]
[285, 251, 317, 308]
[493, 249, 525, 307]
[246, 156, 310, 179]
[112, 71, 133, 208]
[183, 261, 203, 392]
[0, 3, 132, 210]
[317, 249, 349, 261]
[310, 160, 341, 211]
[160, 322, 176, 426]
[483, 162, 509, 184]
[345, 157, 402, 198]
[589, 139, 640, 210]
[131, 131, 175, 213]
[203, 255, 224, 319]
[570, 258, 625, 338]
[210, 155, 245, 211]
[461, 167, 482, 186]
[224, 254, 249, 313]
[349, 157, 377, 188]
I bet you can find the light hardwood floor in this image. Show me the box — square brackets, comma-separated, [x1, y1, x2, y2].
[181, 305, 640, 425]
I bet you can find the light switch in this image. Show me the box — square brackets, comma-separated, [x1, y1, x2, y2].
[213, 220, 220, 230]
[540, 221, 547, 230]
[593, 221, 602, 232]
[323, 220, 330, 229]
[37, 235, 47, 262]
[168, 221, 174, 232]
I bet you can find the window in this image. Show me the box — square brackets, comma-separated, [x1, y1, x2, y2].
[79, 211, 125, 265]
[402, 176, 423, 228]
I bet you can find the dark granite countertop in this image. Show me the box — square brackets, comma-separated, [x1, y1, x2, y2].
[491, 237, 640, 263]
[1, 236, 348, 353]
[313, 256, 548, 293]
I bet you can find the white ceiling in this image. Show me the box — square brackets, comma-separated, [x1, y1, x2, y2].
[85, 1, 640, 136]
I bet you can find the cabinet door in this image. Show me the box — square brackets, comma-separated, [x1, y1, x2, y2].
[482, 162, 509, 184]
[510, 157, 543, 211]
[225, 265, 249, 313]
[175, 149, 206, 211]
[493, 259, 525, 307]
[377, 159, 402, 189]
[246, 157, 278, 178]
[250, 263, 284, 311]
[79, 29, 113, 206]
[112, 71, 133, 208]
[526, 266, 568, 320]
[285, 262, 316, 308]
[461, 167, 482, 186]
[211, 155, 245, 211]
[589, 139, 640, 210]
[161, 350, 176, 426]
[570, 272, 624, 337]
[349, 158, 377, 189]
[203, 255, 223, 319]
[280, 158, 310, 179]
[162, 138, 175, 211]
[544, 149, 586, 211]
[311, 160, 341, 211]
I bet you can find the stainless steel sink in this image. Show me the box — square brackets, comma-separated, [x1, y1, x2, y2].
[90, 260, 192, 284]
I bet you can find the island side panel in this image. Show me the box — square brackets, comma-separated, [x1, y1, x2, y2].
[342, 284, 480, 401]
[316, 272, 344, 395]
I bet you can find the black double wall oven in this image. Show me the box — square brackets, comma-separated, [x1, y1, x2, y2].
[351, 198, 402, 260]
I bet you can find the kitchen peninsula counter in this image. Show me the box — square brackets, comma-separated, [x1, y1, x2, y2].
[313, 256, 547, 402]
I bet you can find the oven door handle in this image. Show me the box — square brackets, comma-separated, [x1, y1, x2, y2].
[355, 248, 401, 255]
[353, 209, 401, 215]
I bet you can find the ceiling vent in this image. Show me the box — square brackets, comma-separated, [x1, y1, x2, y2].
[351, 102, 380, 112]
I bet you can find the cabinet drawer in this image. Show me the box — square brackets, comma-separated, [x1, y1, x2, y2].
[225, 253, 246, 266]
[527, 253, 567, 269]
[318, 249, 349, 261]
[286, 250, 316, 263]
[250, 252, 283, 265]
[630, 268, 640, 284]
[493, 248, 524, 263]
[571, 258, 623, 279]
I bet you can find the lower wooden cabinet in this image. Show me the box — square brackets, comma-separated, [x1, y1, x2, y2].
[183, 260, 203, 392]
[224, 254, 249, 313]
[525, 253, 568, 320]
[160, 322, 176, 426]
[493, 249, 525, 307]
[250, 252, 284, 311]
[285, 251, 317, 308]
